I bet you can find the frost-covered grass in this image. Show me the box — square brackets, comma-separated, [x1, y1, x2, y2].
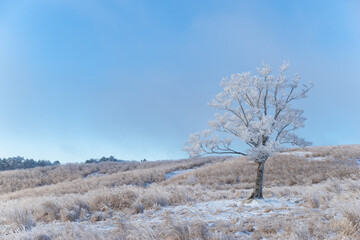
[0, 145, 360, 239]
[166, 146, 360, 189]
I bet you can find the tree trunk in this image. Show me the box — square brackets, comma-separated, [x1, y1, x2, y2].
[249, 161, 266, 199]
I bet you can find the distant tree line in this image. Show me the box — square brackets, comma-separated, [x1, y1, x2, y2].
[0, 156, 60, 171]
[85, 156, 127, 164]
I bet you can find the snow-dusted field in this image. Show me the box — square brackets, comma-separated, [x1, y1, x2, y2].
[0, 145, 360, 239]
[278, 151, 328, 161]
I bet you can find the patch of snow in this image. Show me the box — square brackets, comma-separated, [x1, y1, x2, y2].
[132, 197, 303, 227]
[235, 231, 252, 237]
[309, 156, 327, 161]
[207, 222, 216, 228]
[278, 151, 329, 161]
[166, 169, 194, 180]
[243, 198, 296, 208]
[85, 171, 106, 178]
[0, 219, 118, 239]
[279, 151, 312, 157]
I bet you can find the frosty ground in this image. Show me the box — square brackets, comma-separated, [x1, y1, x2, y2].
[0, 145, 359, 239]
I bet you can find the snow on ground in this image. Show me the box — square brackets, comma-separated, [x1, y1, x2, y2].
[309, 156, 328, 161]
[132, 197, 303, 228]
[85, 171, 106, 178]
[279, 151, 312, 157]
[1, 219, 119, 239]
[3, 198, 303, 239]
[144, 168, 195, 187]
[165, 168, 194, 180]
[278, 151, 328, 161]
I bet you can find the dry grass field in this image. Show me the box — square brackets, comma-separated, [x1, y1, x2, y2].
[0, 145, 360, 239]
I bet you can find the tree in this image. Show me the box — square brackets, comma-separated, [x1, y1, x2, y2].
[183, 62, 313, 199]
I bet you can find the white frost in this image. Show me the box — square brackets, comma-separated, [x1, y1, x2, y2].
[184, 62, 313, 162]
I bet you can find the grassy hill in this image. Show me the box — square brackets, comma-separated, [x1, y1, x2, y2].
[0, 145, 360, 239]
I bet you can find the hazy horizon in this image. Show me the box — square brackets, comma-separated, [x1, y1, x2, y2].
[0, 0, 359, 163]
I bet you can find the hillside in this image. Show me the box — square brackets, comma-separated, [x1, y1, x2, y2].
[0, 145, 360, 239]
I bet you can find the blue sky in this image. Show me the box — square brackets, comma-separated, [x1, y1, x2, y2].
[0, 0, 359, 163]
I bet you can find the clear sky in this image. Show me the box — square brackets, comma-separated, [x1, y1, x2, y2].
[0, 0, 359, 163]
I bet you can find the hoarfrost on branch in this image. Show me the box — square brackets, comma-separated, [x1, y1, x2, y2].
[184, 62, 313, 162]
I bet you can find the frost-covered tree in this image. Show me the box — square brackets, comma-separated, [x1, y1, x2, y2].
[184, 62, 313, 199]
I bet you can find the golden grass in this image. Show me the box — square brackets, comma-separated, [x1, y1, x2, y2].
[0, 156, 225, 200]
[0, 145, 360, 239]
[166, 149, 360, 190]
[0, 156, 224, 194]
